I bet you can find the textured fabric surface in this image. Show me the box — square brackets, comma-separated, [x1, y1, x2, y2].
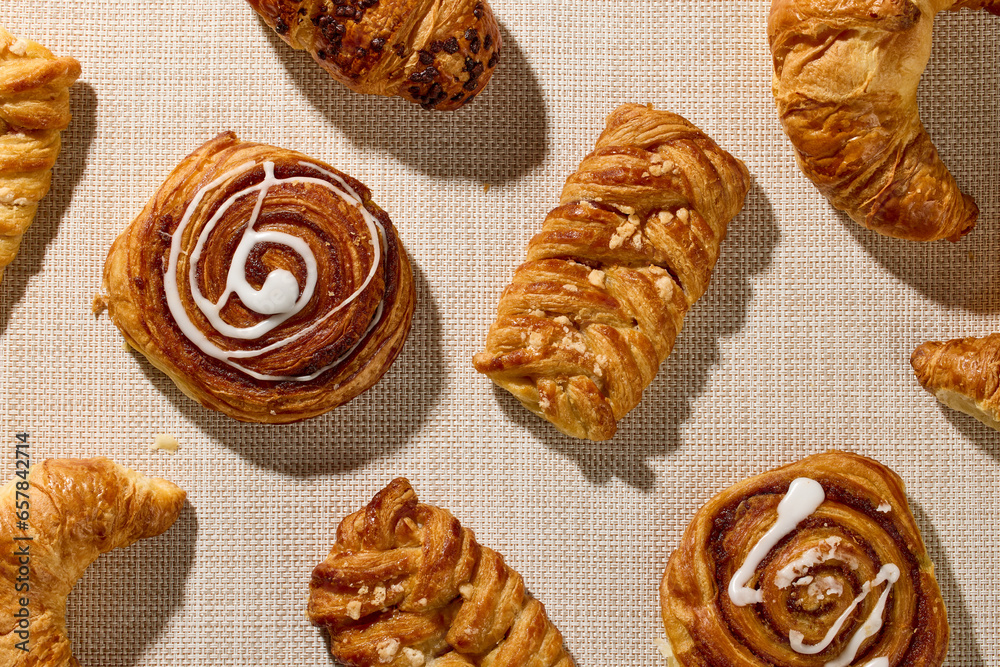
[0, 1, 997, 665]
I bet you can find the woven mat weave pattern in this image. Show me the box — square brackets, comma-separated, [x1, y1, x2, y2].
[1, 1, 998, 664]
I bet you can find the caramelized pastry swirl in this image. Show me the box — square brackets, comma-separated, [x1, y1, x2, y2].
[473, 104, 750, 440]
[660, 451, 948, 667]
[0, 28, 80, 283]
[308, 478, 574, 666]
[769, 0, 999, 241]
[0, 458, 185, 666]
[102, 132, 414, 423]
[247, 0, 502, 110]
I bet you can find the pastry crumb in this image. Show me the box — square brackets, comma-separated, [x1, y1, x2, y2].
[676, 208, 690, 223]
[9, 38, 29, 56]
[372, 585, 387, 606]
[390, 582, 404, 594]
[459, 583, 474, 599]
[876, 502, 891, 513]
[402, 648, 426, 667]
[376, 638, 400, 663]
[149, 433, 179, 453]
[562, 283, 579, 292]
[554, 315, 572, 327]
[358, 585, 369, 595]
[529, 309, 545, 318]
[346, 600, 362, 620]
[588, 269, 606, 287]
[609, 215, 640, 249]
[483, 183, 490, 193]
[528, 332, 544, 348]
[654, 637, 674, 660]
[122, 340, 130, 352]
[92, 294, 109, 316]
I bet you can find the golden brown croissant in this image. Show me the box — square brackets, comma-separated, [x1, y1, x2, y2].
[0, 28, 80, 284]
[768, 0, 999, 242]
[660, 451, 948, 667]
[308, 478, 574, 666]
[246, 0, 501, 110]
[911, 333, 1000, 430]
[101, 132, 415, 423]
[473, 104, 750, 441]
[0, 457, 185, 666]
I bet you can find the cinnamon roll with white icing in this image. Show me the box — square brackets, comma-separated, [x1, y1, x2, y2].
[101, 132, 414, 423]
[659, 451, 948, 667]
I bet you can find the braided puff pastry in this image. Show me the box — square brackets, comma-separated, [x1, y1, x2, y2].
[473, 104, 750, 441]
[247, 0, 501, 110]
[660, 451, 948, 667]
[308, 478, 574, 666]
[769, 0, 999, 242]
[0, 28, 80, 284]
[0, 457, 185, 666]
[102, 132, 414, 423]
[911, 333, 1000, 430]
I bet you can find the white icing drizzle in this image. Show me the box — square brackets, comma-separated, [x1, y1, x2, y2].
[726, 477, 901, 667]
[728, 477, 826, 606]
[163, 159, 385, 381]
[789, 564, 899, 666]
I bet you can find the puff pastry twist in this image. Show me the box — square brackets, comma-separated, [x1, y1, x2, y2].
[308, 478, 574, 666]
[473, 104, 750, 441]
[247, 0, 501, 110]
[660, 451, 948, 667]
[0, 457, 185, 666]
[102, 132, 415, 423]
[769, 0, 999, 241]
[0, 28, 80, 284]
[911, 333, 1000, 430]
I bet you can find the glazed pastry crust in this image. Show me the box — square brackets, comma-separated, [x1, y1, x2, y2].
[0, 27, 80, 283]
[308, 478, 574, 666]
[911, 333, 1000, 430]
[102, 132, 415, 423]
[473, 103, 750, 441]
[247, 0, 501, 110]
[768, 0, 999, 242]
[0, 457, 185, 667]
[660, 451, 948, 667]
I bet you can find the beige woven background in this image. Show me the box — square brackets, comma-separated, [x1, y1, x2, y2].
[1, 0, 998, 664]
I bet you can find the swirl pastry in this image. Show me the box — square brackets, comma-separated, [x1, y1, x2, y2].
[0, 457, 185, 665]
[308, 478, 574, 666]
[768, 0, 999, 242]
[660, 451, 948, 667]
[0, 28, 80, 284]
[911, 333, 1000, 430]
[247, 0, 501, 110]
[473, 104, 750, 441]
[102, 132, 414, 423]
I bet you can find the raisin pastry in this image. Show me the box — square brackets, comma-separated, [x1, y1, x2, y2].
[473, 103, 750, 441]
[0, 458, 185, 665]
[247, 0, 501, 110]
[308, 478, 574, 666]
[769, 0, 999, 241]
[0, 27, 80, 284]
[660, 451, 948, 667]
[911, 333, 1000, 430]
[101, 132, 415, 423]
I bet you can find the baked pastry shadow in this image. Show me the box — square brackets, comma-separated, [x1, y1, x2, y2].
[66, 499, 197, 667]
[262, 20, 547, 185]
[842, 10, 1000, 313]
[937, 400, 1000, 453]
[0, 82, 97, 333]
[129, 259, 443, 475]
[909, 496, 984, 664]
[494, 177, 780, 489]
